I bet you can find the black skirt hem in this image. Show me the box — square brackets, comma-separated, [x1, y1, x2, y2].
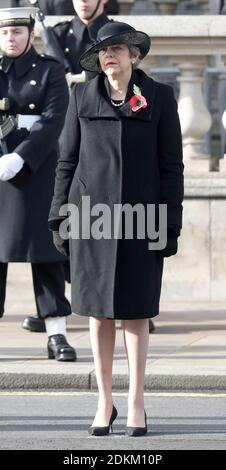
[72, 310, 160, 320]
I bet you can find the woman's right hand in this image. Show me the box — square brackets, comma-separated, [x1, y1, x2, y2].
[52, 231, 69, 258]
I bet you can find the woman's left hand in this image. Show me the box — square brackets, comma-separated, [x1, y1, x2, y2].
[52, 231, 69, 258]
[158, 229, 178, 258]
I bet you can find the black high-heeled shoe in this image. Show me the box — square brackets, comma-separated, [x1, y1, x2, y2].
[88, 405, 118, 436]
[125, 410, 147, 437]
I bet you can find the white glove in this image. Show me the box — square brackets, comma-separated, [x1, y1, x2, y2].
[0, 153, 24, 181]
[66, 71, 86, 87]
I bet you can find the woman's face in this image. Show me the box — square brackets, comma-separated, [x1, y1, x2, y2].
[0, 26, 34, 57]
[98, 44, 135, 77]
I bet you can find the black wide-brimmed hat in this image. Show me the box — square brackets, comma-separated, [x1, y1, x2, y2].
[79, 21, 151, 73]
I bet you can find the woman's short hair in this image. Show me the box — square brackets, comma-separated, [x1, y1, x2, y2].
[128, 45, 141, 68]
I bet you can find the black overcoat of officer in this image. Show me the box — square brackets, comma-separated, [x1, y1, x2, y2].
[49, 69, 184, 319]
[0, 46, 69, 262]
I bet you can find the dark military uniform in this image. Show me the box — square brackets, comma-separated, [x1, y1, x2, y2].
[0, 46, 71, 319]
[52, 12, 110, 74]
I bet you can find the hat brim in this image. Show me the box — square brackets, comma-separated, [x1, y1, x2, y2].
[79, 30, 151, 73]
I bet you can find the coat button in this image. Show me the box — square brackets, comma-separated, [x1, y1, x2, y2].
[30, 80, 37, 86]
[69, 29, 73, 34]
[32, 63, 37, 68]
[0, 65, 2, 70]
[29, 104, 36, 110]
[65, 48, 70, 53]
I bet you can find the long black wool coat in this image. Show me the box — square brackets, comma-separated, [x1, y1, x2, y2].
[49, 69, 184, 319]
[0, 47, 69, 262]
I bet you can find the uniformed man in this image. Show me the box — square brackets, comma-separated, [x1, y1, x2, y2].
[45, 0, 111, 78]
[0, 6, 77, 361]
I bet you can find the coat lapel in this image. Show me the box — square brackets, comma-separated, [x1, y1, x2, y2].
[77, 73, 118, 119]
[114, 69, 154, 122]
[78, 69, 155, 122]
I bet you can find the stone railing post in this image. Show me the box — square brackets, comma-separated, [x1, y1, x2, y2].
[154, 0, 179, 14]
[219, 55, 226, 171]
[174, 57, 212, 167]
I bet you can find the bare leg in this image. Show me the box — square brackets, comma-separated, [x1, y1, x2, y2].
[122, 318, 149, 427]
[89, 317, 116, 426]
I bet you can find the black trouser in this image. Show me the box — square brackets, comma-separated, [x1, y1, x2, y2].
[0, 263, 8, 318]
[0, 262, 71, 319]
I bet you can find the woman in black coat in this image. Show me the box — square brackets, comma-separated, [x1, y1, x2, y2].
[49, 21, 184, 435]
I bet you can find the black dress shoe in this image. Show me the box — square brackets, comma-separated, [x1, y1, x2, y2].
[149, 319, 155, 333]
[125, 411, 147, 437]
[47, 334, 77, 361]
[22, 316, 46, 332]
[88, 405, 118, 436]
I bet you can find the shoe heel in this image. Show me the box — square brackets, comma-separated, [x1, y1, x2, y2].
[47, 346, 54, 359]
[110, 405, 117, 433]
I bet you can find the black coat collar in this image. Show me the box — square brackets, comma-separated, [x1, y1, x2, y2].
[1, 47, 39, 78]
[78, 69, 154, 121]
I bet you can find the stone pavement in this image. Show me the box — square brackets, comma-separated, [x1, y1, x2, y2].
[1, 264, 226, 391]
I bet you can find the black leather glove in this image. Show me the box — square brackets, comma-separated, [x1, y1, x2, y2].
[52, 231, 69, 258]
[63, 260, 71, 283]
[158, 229, 179, 258]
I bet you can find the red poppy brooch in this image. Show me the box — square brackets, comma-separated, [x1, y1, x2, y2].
[129, 84, 147, 112]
